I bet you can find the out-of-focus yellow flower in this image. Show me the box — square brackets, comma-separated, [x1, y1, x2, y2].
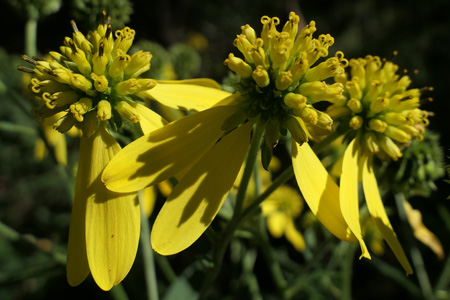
[19, 11, 228, 291]
[403, 201, 444, 260]
[327, 55, 431, 274]
[34, 112, 69, 165]
[103, 12, 356, 256]
[262, 185, 305, 252]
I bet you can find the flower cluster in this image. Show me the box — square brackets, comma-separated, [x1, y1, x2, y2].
[225, 12, 348, 159]
[21, 11, 155, 137]
[327, 55, 430, 160]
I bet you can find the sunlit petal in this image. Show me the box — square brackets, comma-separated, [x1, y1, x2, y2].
[156, 78, 222, 89]
[340, 139, 371, 259]
[292, 142, 356, 242]
[362, 155, 413, 274]
[137, 83, 231, 111]
[103, 104, 239, 193]
[133, 102, 167, 134]
[151, 121, 254, 255]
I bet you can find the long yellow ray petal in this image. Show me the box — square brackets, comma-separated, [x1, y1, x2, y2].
[156, 78, 222, 89]
[362, 155, 413, 274]
[133, 102, 167, 134]
[340, 139, 371, 259]
[103, 103, 240, 193]
[66, 145, 90, 287]
[137, 83, 231, 111]
[292, 142, 356, 242]
[151, 121, 254, 255]
[83, 125, 140, 291]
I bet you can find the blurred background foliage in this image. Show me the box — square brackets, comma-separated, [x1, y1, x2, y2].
[0, 0, 449, 299]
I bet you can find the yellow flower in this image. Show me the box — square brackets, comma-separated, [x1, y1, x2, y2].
[103, 12, 356, 256]
[19, 11, 228, 290]
[262, 185, 305, 252]
[328, 55, 430, 274]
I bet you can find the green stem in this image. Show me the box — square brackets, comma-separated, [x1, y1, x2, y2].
[139, 191, 159, 300]
[434, 250, 450, 293]
[110, 284, 130, 300]
[25, 18, 38, 56]
[234, 120, 265, 216]
[341, 242, 357, 300]
[154, 254, 177, 284]
[199, 121, 265, 299]
[241, 166, 294, 222]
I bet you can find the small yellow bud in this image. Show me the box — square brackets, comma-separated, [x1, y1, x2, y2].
[346, 80, 362, 100]
[92, 49, 108, 75]
[384, 125, 411, 143]
[316, 111, 333, 130]
[249, 39, 267, 68]
[369, 118, 388, 133]
[91, 73, 109, 93]
[385, 112, 407, 126]
[326, 105, 351, 119]
[124, 50, 152, 78]
[275, 71, 293, 91]
[284, 93, 307, 110]
[116, 100, 140, 123]
[115, 78, 140, 95]
[347, 98, 363, 113]
[285, 116, 308, 145]
[298, 81, 343, 103]
[136, 79, 157, 92]
[349, 115, 363, 130]
[364, 132, 380, 153]
[305, 56, 345, 82]
[362, 80, 382, 104]
[289, 53, 309, 83]
[379, 136, 402, 160]
[241, 24, 257, 44]
[252, 65, 270, 87]
[108, 50, 131, 78]
[234, 34, 254, 63]
[70, 97, 92, 122]
[370, 97, 390, 113]
[70, 73, 92, 92]
[297, 106, 318, 125]
[224, 53, 253, 78]
[97, 100, 112, 121]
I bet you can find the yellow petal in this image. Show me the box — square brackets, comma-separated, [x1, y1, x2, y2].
[103, 104, 239, 193]
[137, 83, 231, 111]
[267, 212, 287, 238]
[340, 139, 371, 259]
[151, 121, 254, 255]
[70, 124, 140, 290]
[292, 142, 356, 242]
[133, 102, 167, 134]
[157, 78, 222, 89]
[142, 186, 158, 217]
[362, 155, 413, 274]
[404, 201, 444, 260]
[285, 220, 306, 252]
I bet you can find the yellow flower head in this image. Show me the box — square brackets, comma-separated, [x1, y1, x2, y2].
[224, 12, 347, 151]
[327, 54, 431, 161]
[20, 11, 155, 137]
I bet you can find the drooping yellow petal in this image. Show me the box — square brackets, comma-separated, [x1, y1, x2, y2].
[137, 83, 231, 111]
[69, 124, 140, 291]
[151, 121, 254, 255]
[362, 155, 413, 274]
[103, 104, 240, 193]
[403, 201, 444, 260]
[285, 220, 306, 252]
[133, 102, 167, 134]
[340, 139, 371, 259]
[156, 78, 222, 89]
[292, 142, 356, 242]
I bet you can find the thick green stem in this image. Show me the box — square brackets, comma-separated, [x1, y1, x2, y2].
[139, 191, 159, 300]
